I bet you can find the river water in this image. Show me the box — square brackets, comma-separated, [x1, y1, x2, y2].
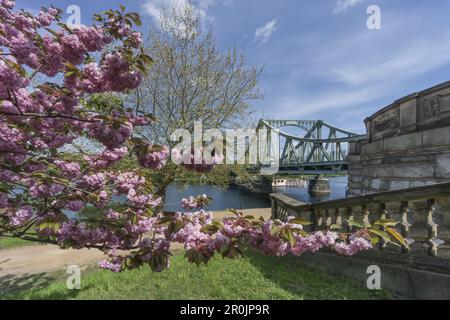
[164, 176, 348, 212]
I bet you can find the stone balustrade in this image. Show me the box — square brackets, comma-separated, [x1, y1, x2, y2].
[270, 181, 450, 258]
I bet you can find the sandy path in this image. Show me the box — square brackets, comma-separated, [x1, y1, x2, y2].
[0, 208, 271, 278]
[0, 246, 105, 278]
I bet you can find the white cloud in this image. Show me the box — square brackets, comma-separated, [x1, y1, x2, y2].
[254, 19, 277, 45]
[274, 85, 384, 119]
[141, 0, 216, 30]
[333, 0, 365, 15]
[255, 4, 450, 131]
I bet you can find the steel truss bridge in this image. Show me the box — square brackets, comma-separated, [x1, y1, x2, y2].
[257, 120, 367, 174]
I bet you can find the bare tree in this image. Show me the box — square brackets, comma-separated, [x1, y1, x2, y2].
[130, 5, 262, 146]
[127, 5, 262, 204]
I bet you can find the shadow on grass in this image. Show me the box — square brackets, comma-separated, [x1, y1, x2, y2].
[244, 250, 391, 300]
[0, 271, 93, 300]
[0, 273, 56, 298]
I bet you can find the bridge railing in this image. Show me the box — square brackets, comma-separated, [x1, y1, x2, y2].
[270, 182, 450, 257]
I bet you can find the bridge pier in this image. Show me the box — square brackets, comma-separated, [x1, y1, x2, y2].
[308, 175, 330, 195]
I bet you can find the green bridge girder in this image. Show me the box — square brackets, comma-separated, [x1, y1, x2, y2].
[257, 119, 367, 173]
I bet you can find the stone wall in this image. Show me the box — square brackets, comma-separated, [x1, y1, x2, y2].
[348, 81, 450, 196]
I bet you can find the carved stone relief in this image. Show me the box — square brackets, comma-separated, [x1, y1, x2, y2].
[372, 108, 400, 136]
[421, 94, 450, 121]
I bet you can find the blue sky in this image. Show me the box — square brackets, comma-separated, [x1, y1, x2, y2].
[15, 0, 450, 133]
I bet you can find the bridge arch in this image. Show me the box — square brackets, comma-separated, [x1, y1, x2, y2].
[257, 119, 367, 174]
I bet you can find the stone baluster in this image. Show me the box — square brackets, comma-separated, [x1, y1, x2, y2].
[334, 208, 343, 230]
[426, 199, 442, 256]
[271, 198, 277, 219]
[378, 203, 389, 220]
[315, 210, 323, 231]
[400, 201, 412, 253]
[362, 205, 371, 228]
[378, 203, 389, 250]
[345, 206, 354, 233]
[325, 209, 332, 230]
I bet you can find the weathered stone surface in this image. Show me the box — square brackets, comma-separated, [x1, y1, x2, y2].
[366, 166, 392, 178]
[299, 252, 450, 300]
[409, 180, 437, 188]
[363, 139, 384, 155]
[435, 154, 450, 178]
[383, 132, 422, 152]
[423, 127, 450, 146]
[390, 163, 434, 179]
[400, 99, 417, 129]
[389, 180, 411, 190]
[347, 155, 361, 162]
[371, 106, 400, 140]
[371, 178, 381, 190]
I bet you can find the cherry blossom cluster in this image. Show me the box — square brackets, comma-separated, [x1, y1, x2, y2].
[181, 194, 209, 210]
[0, 3, 168, 257]
[97, 207, 373, 273]
[172, 147, 224, 173]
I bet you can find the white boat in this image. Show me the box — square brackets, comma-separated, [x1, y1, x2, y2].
[272, 178, 306, 188]
[272, 179, 287, 187]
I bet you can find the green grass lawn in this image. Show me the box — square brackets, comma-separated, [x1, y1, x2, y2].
[0, 237, 38, 249]
[2, 250, 391, 300]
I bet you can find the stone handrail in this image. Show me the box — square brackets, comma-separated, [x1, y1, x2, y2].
[270, 182, 450, 257]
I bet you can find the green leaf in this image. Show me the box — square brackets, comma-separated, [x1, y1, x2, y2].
[57, 22, 72, 33]
[370, 236, 380, 245]
[270, 225, 282, 236]
[346, 219, 365, 228]
[368, 228, 391, 242]
[38, 221, 60, 233]
[4, 59, 27, 77]
[374, 219, 399, 227]
[287, 229, 296, 247]
[386, 227, 408, 247]
[289, 218, 313, 226]
[125, 12, 142, 26]
[45, 27, 60, 37]
[64, 70, 76, 78]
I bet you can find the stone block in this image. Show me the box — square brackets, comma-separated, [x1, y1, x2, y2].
[409, 180, 437, 188]
[349, 176, 363, 183]
[371, 178, 381, 190]
[348, 169, 362, 177]
[384, 132, 422, 152]
[364, 140, 384, 155]
[400, 99, 417, 128]
[423, 127, 450, 146]
[361, 178, 371, 189]
[379, 180, 391, 191]
[435, 154, 450, 178]
[390, 180, 411, 190]
[390, 163, 434, 179]
[367, 166, 391, 178]
[299, 252, 450, 299]
[347, 155, 361, 162]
